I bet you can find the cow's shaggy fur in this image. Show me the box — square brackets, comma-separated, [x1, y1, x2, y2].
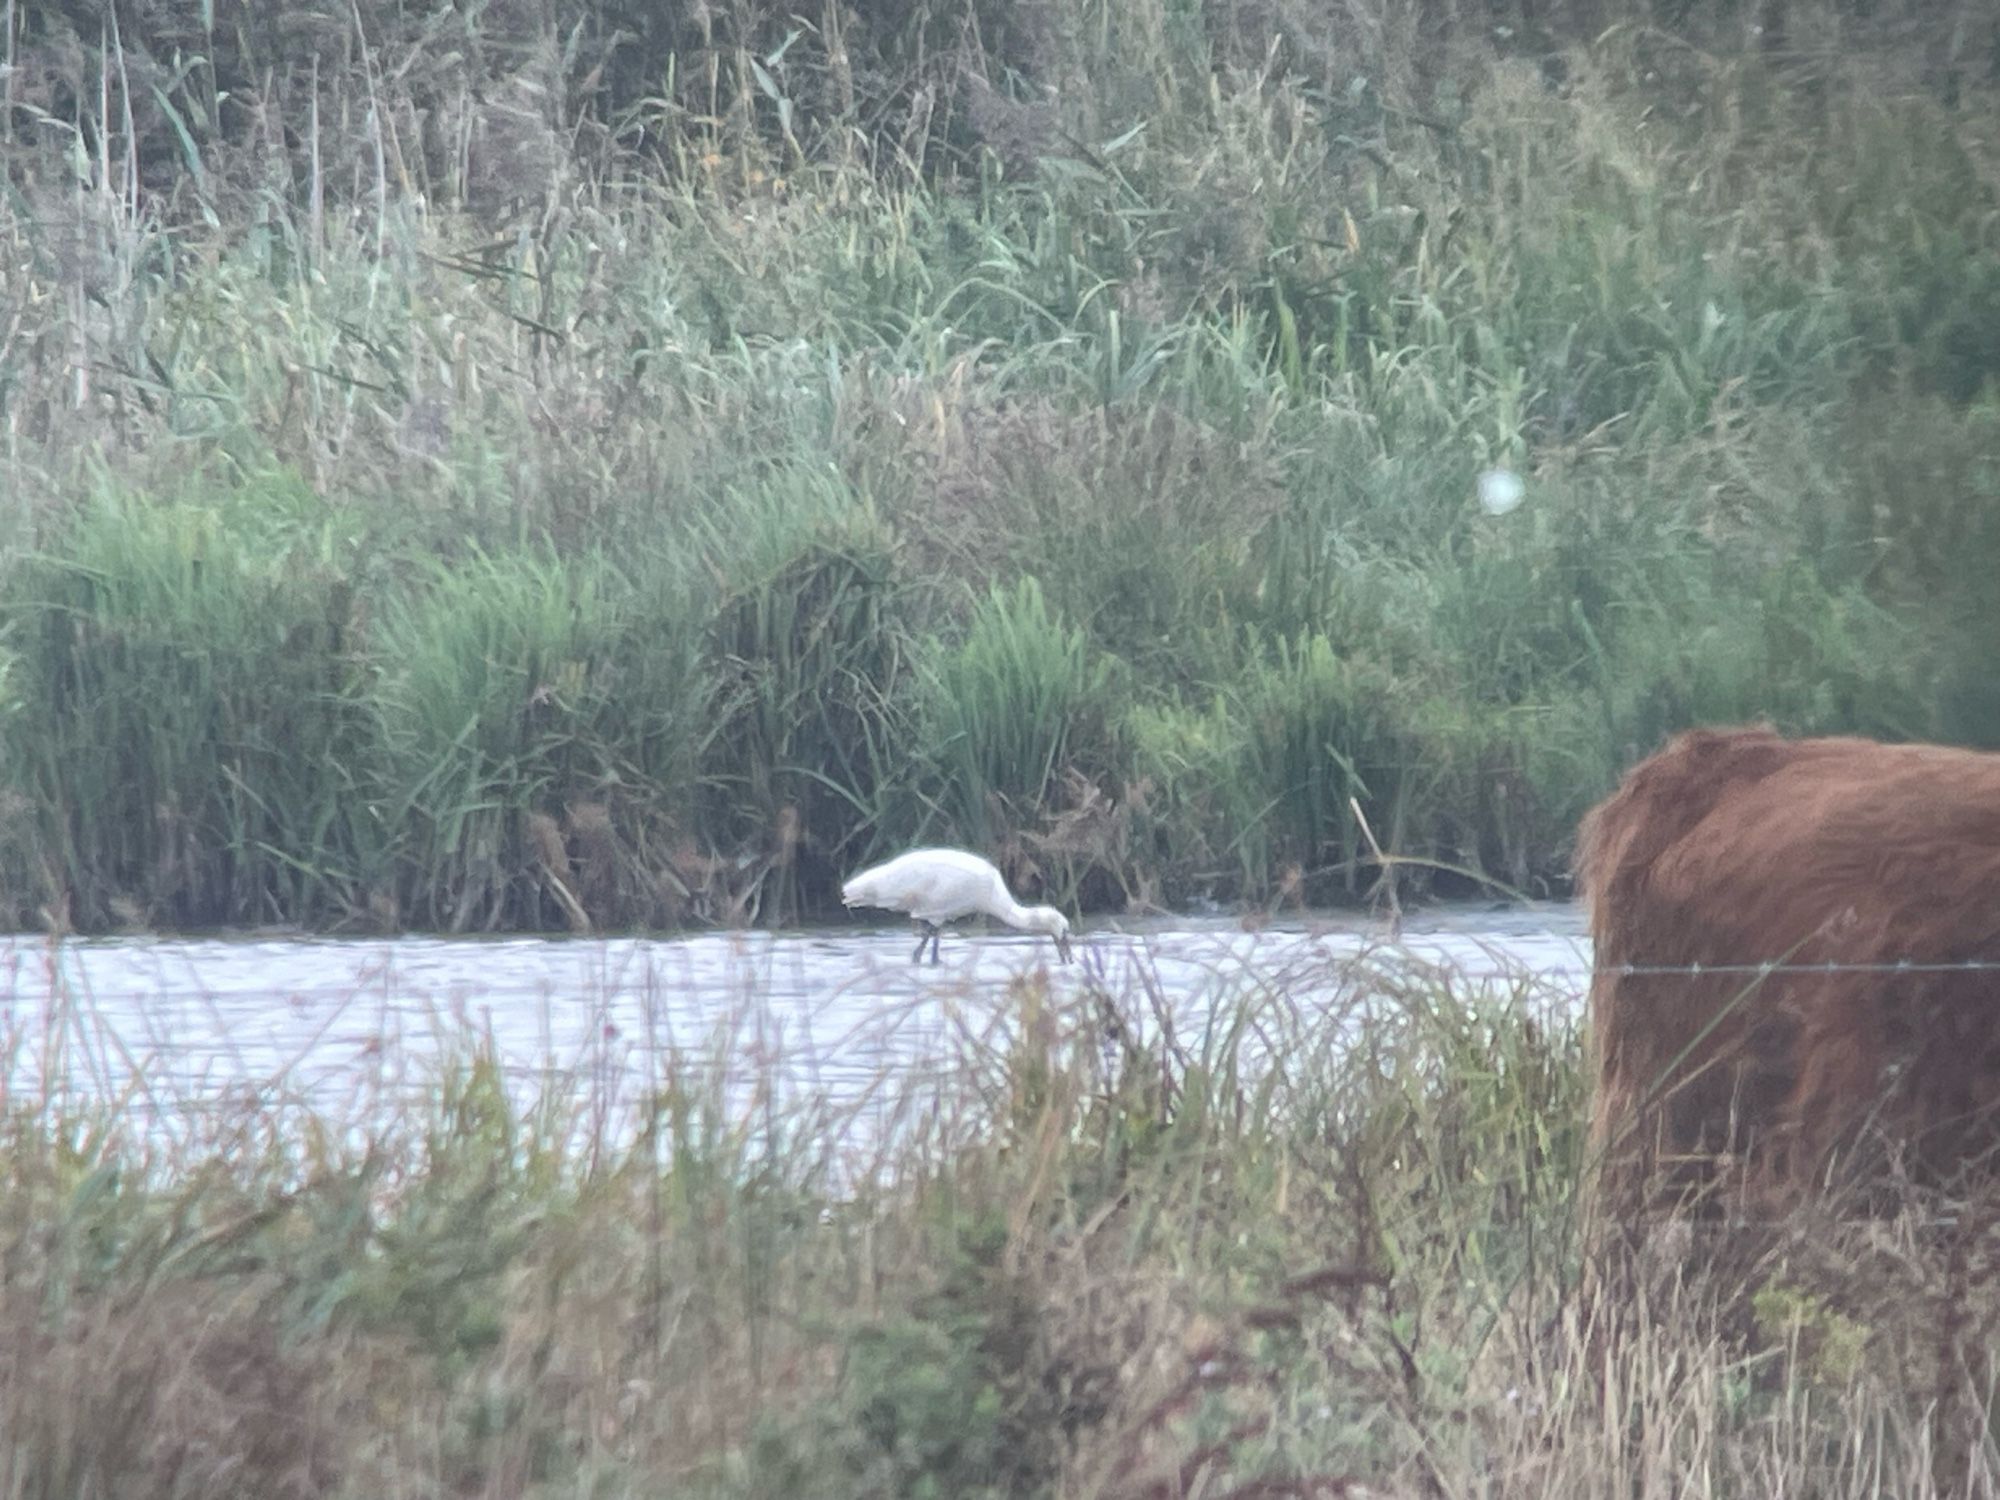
[1575, 725, 2000, 1224]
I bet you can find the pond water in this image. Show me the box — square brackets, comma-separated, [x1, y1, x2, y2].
[0, 904, 1594, 1165]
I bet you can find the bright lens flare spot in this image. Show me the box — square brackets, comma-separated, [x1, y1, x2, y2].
[1477, 468, 1525, 516]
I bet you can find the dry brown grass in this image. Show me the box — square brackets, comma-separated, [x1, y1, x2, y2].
[0, 950, 1993, 1496]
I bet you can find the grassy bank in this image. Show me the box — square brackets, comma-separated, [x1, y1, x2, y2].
[3, 951, 1995, 1496]
[1, 1, 1998, 932]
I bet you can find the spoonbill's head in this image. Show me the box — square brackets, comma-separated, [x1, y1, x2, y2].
[1024, 905, 1074, 963]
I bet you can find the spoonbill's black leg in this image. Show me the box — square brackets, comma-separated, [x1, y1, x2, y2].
[910, 923, 931, 964]
[929, 926, 944, 964]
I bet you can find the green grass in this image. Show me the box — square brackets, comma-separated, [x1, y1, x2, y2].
[929, 576, 1117, 853]
[695, 469, 919, 921]
[369, 544, 707, 933]
[2, 950, 1995, 1497]
[0, 477, 374, 929]
[1, 0, 1997, 932]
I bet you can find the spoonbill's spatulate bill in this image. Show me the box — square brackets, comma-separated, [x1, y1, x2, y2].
[841, 847, 1073, 964]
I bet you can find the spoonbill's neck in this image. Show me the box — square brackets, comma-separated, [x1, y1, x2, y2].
[996, 897, 1040, 930]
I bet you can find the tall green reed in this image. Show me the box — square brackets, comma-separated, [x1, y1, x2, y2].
[0, 475, 370, 929]
[693, 466, 919, 917]
[370, 544, 714, 932]
[928, 576, 1117, 852]
[1, 0, 1997, 930]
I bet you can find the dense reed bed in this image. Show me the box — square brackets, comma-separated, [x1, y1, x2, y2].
[1, 0, 1997, 931]
[3, 948, 1996, 1497]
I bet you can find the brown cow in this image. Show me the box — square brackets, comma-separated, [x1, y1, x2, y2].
[1575, 724, 2000, 1227]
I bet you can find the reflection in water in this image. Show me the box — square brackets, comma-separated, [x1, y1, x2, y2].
[0, 905, 1592, 1166]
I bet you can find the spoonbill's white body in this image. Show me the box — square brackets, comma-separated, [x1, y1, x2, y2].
[841, 847, 1073, 964]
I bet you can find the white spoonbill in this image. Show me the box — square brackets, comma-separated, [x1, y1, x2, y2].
[841, 847, 1074, 965]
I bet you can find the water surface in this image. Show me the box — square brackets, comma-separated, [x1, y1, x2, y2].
[0, 904, 1593, 1162]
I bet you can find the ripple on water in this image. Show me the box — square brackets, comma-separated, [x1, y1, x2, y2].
[0, 904, 1593, 1168]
